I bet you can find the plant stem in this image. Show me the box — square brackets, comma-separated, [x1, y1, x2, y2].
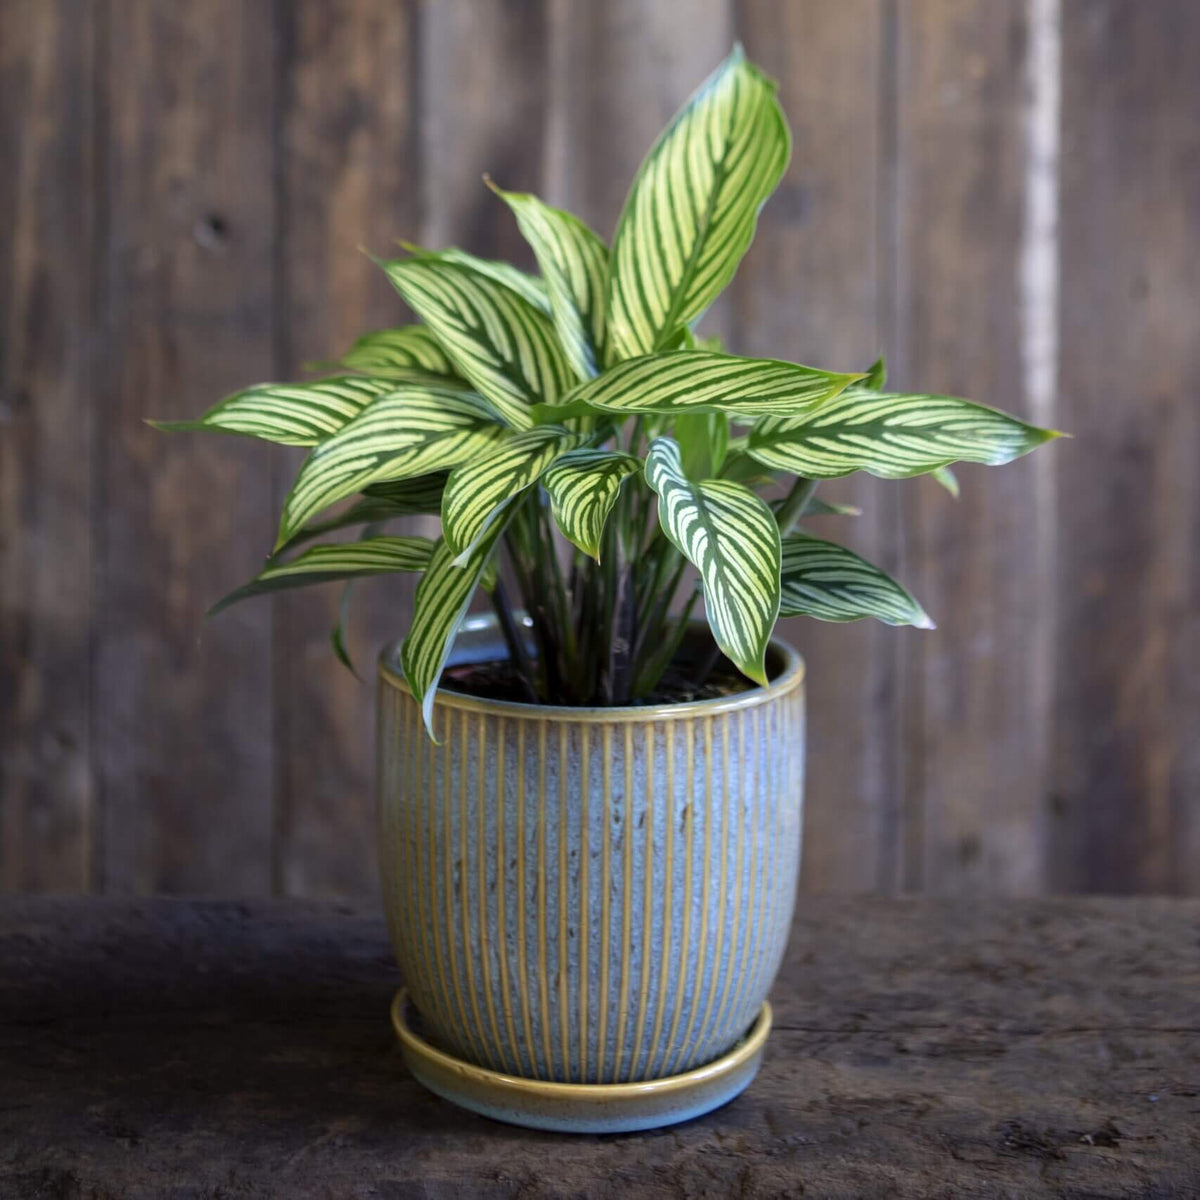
[490, 579, 538, 702]
[774, 475, 818, 537]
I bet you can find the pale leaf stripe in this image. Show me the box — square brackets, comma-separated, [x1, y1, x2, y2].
[542, 448, 641, 560]
[779, 533, 934, 628]
[277, 386, 504, 548]
[748, 390, 1060, 478]
[607, 46, 790, 361]
[564, 350, 860, 417]
[492, 185, 608, 381]
[441, 426, 584, 558]
[151, 376, 397, 447]
[384, 257, 574, 428]
[644, 437, 780, 684]
[209, 536, 434, 616]
[402, 520, 511, 736]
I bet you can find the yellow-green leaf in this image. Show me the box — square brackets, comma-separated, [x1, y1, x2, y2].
[748, 390, 1061, 478]
[441, 425, 584, 558]
[606, 46, 790, 361]
[542, 448, 641, 560]
[383, 256, 574, 428]
[401, 519, 512, 737]
[779, 533, 933, 627]
[322, 326, 458, 379]
[209, 536, 433, 617]
[563, 350, 860, 417]
[277, 385, 503, 549]
[150, 376, 397, 447]
[644, 437, 780, 684]
[490, 184, 608, 380]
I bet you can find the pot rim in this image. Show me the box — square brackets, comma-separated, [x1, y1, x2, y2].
[379, 614, 804, 724]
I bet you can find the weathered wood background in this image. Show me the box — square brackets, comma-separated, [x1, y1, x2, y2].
[3, 0, 1197, 899]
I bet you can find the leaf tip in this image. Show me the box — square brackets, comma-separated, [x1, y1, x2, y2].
[913, 611, 937, 631]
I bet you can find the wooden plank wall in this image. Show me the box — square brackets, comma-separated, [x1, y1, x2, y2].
[2, 0, 1197, 898]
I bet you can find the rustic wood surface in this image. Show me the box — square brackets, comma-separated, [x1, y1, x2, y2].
[3, 0, 1199, 898]
[2, 897, 1198, 1198]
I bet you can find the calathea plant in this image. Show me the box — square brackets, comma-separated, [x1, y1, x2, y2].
[156, 46, 1059, 735]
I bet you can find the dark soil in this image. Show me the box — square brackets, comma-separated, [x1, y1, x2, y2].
[440, 658, 753, 707]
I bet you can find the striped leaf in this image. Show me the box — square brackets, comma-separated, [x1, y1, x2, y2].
[401, 519, 512, 737]
[150, 376, 396, 447]
[606, 46, 790, 361]
[398, 241, 550, 313]
[747, 390, 1061, 478]
[645, 437, 780, 684]
[490, 184, 608, 380]
[278, 473, 448, 554]
[779, 533, 933, 628]
[208, 536, 433, 617]
[277, 386, 504, 549]
[441, 426, 584, 558]
[383, 256, 574, 428]
[325, 326, 457, 379]
[563, 350, 860, 417]
[542, 448, 641, 560]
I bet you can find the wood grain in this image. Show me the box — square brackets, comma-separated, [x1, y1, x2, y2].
[734, 0, 898, 893]
[2, 896, 1197, 1196]
[94, 2, 276, 892]
[272, 0, 421, 898]
[1050, 0, 1200, 894]
[1, 0, 1198, 900]
[892, 1, 1054, 894]
[0, 1, 97, 891]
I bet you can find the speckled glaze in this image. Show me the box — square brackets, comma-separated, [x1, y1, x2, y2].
[377, 616, 804, 1127]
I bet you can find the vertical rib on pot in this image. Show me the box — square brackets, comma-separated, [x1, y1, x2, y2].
[378, 619, 804, 1085]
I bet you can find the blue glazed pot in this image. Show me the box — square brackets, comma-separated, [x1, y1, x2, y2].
[378, 616, 805, 1130]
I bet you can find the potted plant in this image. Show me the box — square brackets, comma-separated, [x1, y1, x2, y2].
[157, 46, 1058, 1133]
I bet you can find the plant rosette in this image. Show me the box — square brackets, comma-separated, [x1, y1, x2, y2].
[156, 46, 1059, 1133]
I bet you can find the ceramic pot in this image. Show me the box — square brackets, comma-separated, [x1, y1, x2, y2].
[377, 615, 805, 1132]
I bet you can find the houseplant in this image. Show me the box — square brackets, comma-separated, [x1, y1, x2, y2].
[157, 46, 1058, 1132]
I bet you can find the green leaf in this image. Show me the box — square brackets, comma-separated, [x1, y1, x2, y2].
[208, 536, 434, 617]
[383, 256, 575, 429]
[277, 473, 448, 555]
[441, 425, 584, 558]
[779, 533, 933, 628]
[542, 448, 641, 560]
[321, 326, 458, 379]
[644, 437, 780, 685]
[401, 519, 512, 737]
[150, 376, 397, 447]
[398, 241, 550, 313]
[330, 580, 359, 678]
[932, 465, 960, 498]
[277, 385, 504, 549]
[805, 497, 862, 517]
[489, 184, 609, 381]
[606, 45, 790, 361]
[747, 390, 1061, 478]
[562, 350, 860, 417]
[863, 354, 887, 391]
[674, 410, 729, 479]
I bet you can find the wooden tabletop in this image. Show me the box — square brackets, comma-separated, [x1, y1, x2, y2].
[2, 896, 1197, 1198]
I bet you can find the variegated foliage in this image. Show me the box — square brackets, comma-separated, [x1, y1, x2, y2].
[158, 45, 1060, 729]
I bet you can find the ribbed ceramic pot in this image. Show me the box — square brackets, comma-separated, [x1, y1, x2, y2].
[377, 615, 805, 1126]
